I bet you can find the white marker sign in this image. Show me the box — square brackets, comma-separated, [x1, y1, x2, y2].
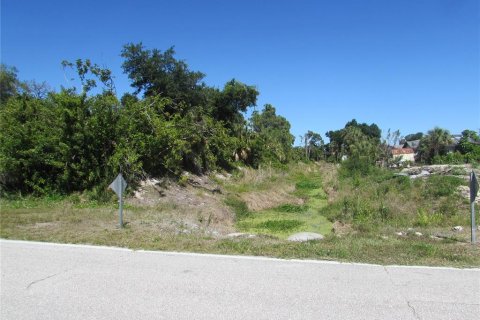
[109, 173, 127, 198]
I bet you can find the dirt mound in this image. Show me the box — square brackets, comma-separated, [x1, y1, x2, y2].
[127, 175, 235, 236]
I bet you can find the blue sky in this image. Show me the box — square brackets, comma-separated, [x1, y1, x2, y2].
[2, 0, 479, 144]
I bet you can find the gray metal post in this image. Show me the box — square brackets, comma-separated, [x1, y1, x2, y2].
[470, 171, 477, 245]
[472, 201, 476, 244]
[119, 176, 124, 228]
[109, 173, 127, 229]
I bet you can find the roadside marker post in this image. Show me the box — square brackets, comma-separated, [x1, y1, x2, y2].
[470, 171, 478, 244]
[109, 173, 127, 228]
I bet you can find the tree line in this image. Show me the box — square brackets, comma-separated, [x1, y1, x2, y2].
[1, 43, 478, 196]
[0, 44, 295, 195]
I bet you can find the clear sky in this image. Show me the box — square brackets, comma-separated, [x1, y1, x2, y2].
[2, 0, 479, 144]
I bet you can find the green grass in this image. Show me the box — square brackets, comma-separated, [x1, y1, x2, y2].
[292, 173, 323, 197]
[1, 212, 478, 267]
[254, 219, 304, 232]
[237, 208, 332, 239]
[235, 168, 333, 239]
[273, 204, 308, 213]
[295, 180, 321, 190]
[1, 193, 114, 209]
[1, 202, 478, 267]
[224, 195, 250, 219]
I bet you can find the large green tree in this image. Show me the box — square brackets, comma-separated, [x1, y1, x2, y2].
[250, 104, 294, 165]
[457, 130, 479, 153]
[302, 130, 324, 161]
[326, 119, 381, 161]
[0, 64, 24, 104]
[212, 79, 258, 129]
[121, 43, 206, 109]
[403, 132, 423, 142]
[456, 129, 480, 163]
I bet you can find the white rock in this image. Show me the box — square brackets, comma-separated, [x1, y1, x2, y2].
[215, 173, 227, 180]
[452, 226, 464, 232]
[226, 232, 256, 239]
[287, 232, 324, 242]
[395, 172, 409, 177]
[410, 170, 431, 179]
[227, 232, 247, 238]
[414, 232, 423, 237]
[133, 191, 144, 200]
[140, 178, 160, 187]
[395, 232, 406, 236]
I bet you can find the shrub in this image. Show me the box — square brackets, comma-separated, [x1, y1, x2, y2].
[178, 174, 189, 187]
[424, 176, 464, 198]
[437, 196, 460, 216]
[432, 152, 465, 164]
[415, 209, 443, 227]
[393, 175, 412, 191]
[339, 156, 375, 178]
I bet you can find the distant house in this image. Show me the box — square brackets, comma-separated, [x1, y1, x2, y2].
[446, 134, 462, 153]
[403, 140, 420, 151]
[391, 147, 415, 163]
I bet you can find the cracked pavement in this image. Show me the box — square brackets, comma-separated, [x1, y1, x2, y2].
[1, 240, 479, 320]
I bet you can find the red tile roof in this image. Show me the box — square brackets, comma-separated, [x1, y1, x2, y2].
[391, 148, 414, 155]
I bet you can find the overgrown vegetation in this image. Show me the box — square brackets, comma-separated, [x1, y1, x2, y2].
[0, 45, 295, 196]
[418, 128, 480, 164]
[1, 44, 479, 267]
[3, 45, 477, 198]
[321, 162, 471, 234]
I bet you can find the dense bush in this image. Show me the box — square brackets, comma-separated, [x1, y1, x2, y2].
[0, 45, 296, 196]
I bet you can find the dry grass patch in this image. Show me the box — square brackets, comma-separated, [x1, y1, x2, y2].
[226, 162, 330, 211]
[240, 186, 304, 211]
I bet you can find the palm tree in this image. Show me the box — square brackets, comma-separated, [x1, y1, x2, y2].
[418, 127, 452, 162]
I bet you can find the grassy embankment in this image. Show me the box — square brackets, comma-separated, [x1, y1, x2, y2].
[1, 162, 479, 267]
[224, 163, 332, 239]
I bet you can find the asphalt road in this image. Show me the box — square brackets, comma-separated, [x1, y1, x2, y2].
[1, 240, 479, 320]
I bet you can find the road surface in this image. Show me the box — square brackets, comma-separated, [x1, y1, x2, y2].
[1, 240, 479, 319]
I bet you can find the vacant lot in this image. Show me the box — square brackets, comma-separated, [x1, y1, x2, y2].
[1, 162, 479, 267]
